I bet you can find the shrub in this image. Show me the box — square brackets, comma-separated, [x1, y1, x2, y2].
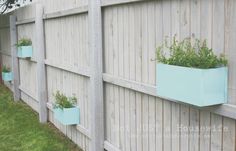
[156, 37, 228, 69]
[53, 91, 77, 109]
[17, 38, 32, 47]
[2, 65, 10, 73]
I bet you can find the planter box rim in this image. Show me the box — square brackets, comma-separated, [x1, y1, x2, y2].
[54, 106, 78, 110]
[18, 45, 32, 47]
[157, 63, 227, 70]
[2, 71, 11, 73]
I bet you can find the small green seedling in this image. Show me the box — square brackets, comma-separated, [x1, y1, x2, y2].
[53, 91, 77, 109]
[17, 38, 32, 47]
[2, 65, 11, 73]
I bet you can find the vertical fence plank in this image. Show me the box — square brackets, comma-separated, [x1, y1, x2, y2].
[199, 0, 212, 150]
[10, 15, 20, 101]
[155, 1, 163, 150]
[123, 6, 131, 151]
[199, 111, 210, 151]
[134, 4, 142, 151]
[88, 0, 104, 150]
[113, 7, 120, 148]
[129, 5, 136, 151]
[211, 114, 223, 151]
[189, 108, 200, 151]
[36, 4, 48, 123]
[110, 7, 115, 146]
[162, 0, 172, 150]
[211, 0, 225, 150]
[179, 0, 190, 151]
[117, 6, 125, 151]
[171, 0, 180, 149]
[147, 2, 156, 151]
[225, 0, 236, 105]
[180, 105, 189, 151]
[189, 1, 201, 151]
[222, 118, 235, 151]
[141, 4, 149, 151]
[104, 8, 111, 144]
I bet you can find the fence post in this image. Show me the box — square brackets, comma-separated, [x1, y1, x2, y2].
[88, 0, 104, 150]
[10, 15, 20, 101]
[36, 4, 47, 123]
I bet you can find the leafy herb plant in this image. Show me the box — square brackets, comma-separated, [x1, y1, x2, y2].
[2, 65, 10, 73]
[156, 37, 228, 69]
[53, 91, 77, 109]
[17, 38, 32, 47]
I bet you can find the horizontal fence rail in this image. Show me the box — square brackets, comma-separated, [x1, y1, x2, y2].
[45, 60, 91, 77]
[103, 73, 236, 120]
[43, 6, 88, 20]
[16, 18, 35, 25]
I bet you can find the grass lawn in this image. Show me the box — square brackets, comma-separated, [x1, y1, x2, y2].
[0, 84, 82, 151]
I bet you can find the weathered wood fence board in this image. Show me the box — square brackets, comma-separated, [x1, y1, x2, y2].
[1, 0, 236, 151]
[102, 1, 236, 151]
[10, 15, 21, 101]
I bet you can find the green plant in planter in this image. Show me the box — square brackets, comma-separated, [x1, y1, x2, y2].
[156, 37, 228, 69]
[2, 65, 12, 82]
[53, 91, 80, 125]
[2, 65, 10, 73]
[17, 38, 33, 58]
[16, 38, 32, 47]
[53, 91, 77, 109]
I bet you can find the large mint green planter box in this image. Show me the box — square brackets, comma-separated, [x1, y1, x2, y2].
[53, 107, 80, 125]
[17, 46, 33, 58]
[156, 63, 228, 107]
[2, 72, 13, 82]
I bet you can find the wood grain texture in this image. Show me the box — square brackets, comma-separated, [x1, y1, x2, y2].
[36, 4, 48, 123]
[10, 15, 21, 101]
[88, 0, 104, 150]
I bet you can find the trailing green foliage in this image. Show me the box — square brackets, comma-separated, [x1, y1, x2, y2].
[2, 65, 10, 73]
[53, 91, 77, 109]
[156, 37, 228, 69]
[17, 38, 32, 47]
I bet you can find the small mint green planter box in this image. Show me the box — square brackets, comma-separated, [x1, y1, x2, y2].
[156, 63, 228, 107]
[2, 72, 13, 82]
[53, 107, 80, 125]
[17, 46, 33, 58]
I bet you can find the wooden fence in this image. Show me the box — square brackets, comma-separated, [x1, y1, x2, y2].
[1, 0, 236, 151]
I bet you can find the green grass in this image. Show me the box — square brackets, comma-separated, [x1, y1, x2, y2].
[0, 85, 82, 151]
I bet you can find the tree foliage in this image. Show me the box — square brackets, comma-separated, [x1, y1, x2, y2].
[0, 0, 32, 14]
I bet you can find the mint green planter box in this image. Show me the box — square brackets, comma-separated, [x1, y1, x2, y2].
[17, 46, 33, 58]
[2, 72, 13, 82]
[53, 107, 80, 125]
[156, 63, 228, 107]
